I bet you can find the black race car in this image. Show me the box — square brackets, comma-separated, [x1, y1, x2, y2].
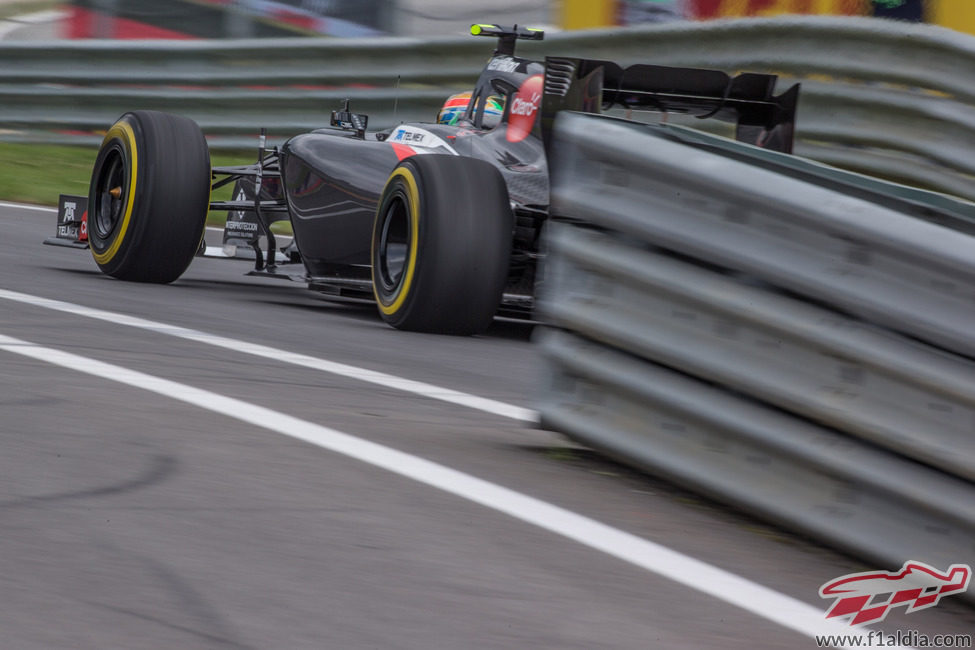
[48, 24, 798, 334]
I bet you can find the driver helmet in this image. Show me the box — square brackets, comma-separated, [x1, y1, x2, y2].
[437, 92, 471, 125]
[437, 92, 504, 126]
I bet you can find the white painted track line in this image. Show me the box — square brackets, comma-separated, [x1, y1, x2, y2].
[0, 331, 897, 650]
[0, 201, 55, 213]
[1, 202, 244, 233]
[0, 201, 225, 228]
[0, 288, 537, 423]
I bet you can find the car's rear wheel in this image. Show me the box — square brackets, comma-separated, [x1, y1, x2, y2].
[88, 110, 210, 283]
[371, 154, 512, 335]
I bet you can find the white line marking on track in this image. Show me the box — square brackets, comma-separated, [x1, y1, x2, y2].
[0, 288, 536, 423]
[0, 201, 56, 213]
[0, 202, 276, 238]
[0, 203, 266, 236]
[0, 331, 899, 650]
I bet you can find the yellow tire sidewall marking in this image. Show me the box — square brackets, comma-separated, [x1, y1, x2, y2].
[92, 120, 138, 265]
[374, 166, 420, 316]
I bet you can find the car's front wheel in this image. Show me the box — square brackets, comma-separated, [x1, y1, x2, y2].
[371, 154, 512, 335]
[88, 110, 210, 283]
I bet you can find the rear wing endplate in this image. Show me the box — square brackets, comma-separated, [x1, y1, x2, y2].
[540, 57, 799, 154]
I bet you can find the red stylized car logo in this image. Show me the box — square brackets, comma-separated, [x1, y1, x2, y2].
[819, 561, 971, 626]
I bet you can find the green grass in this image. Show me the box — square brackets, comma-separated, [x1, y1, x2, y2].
[0, 143, 97, 206]
[0, 142, 290, 231]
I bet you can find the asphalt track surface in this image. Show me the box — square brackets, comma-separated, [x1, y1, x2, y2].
[1, 203, 973, 649]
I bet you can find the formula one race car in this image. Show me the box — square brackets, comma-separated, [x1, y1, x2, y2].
[47, 24, 798, 334]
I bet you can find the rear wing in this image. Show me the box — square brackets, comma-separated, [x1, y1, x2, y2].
[470, 23, 544, 56]
[540, 57, 799, 154]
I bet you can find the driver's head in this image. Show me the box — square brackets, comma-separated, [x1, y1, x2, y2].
[438, 92, 472, 125]
[437, 92, 505, 127]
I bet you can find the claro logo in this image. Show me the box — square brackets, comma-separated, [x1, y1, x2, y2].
[510, 92, 539, 116]
[506, 74, 543, 143]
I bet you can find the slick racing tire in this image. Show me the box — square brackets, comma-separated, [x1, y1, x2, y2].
[372, 154, 513, 335]
[87, 110, 210, 283]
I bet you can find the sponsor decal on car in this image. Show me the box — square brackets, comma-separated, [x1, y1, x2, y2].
[487, 56, 520, 73]
[392, 129, 425, 144]
[223, 186, 261, 247]
[56, 194, 88, 242]
[389, 126, 458, 155]
[506, 74, 543, 143]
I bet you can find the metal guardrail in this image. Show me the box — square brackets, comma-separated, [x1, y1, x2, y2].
[1, 15, 975, 200]
[537, 111, 975, 583]
[552, 130, 975, 360]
